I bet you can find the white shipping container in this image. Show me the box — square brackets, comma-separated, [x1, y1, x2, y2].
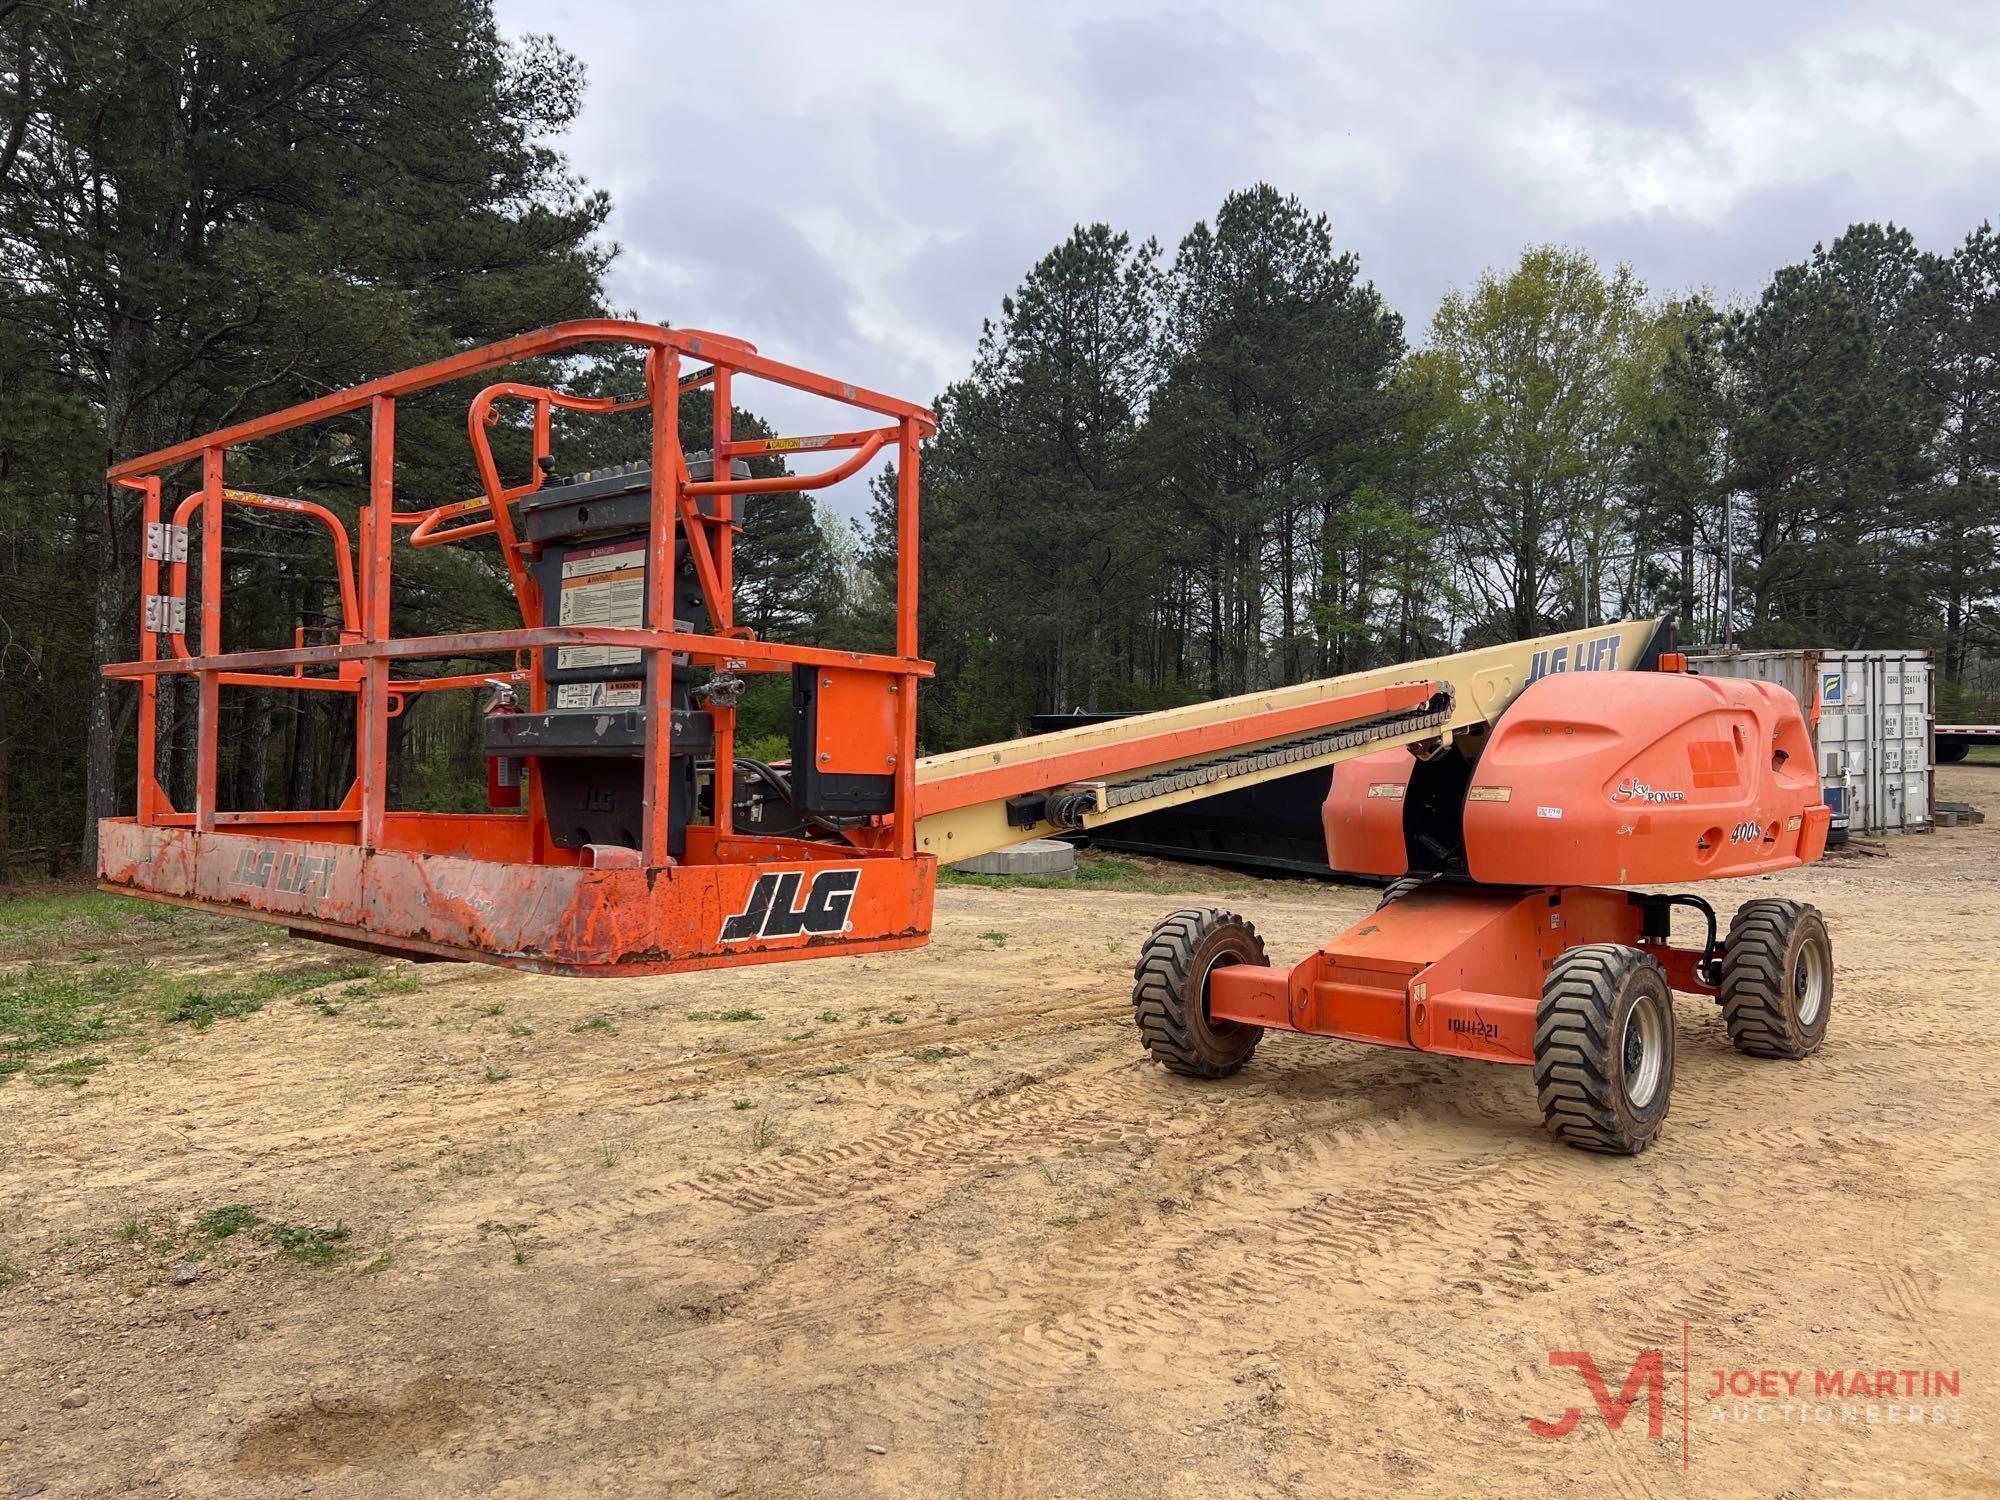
[1685, 648, 1933, 835]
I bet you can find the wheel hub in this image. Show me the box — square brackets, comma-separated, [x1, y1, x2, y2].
[1793, 940, 1827, 1026]
[1622, 994, 1665, 1108]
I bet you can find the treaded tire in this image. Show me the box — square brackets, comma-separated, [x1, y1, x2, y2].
[1720, 898, 1832, 1059]
[1534, 944, 1675, 1155]
[1132, 908, 1266, 1078]
[1377, 876, 1427, 910]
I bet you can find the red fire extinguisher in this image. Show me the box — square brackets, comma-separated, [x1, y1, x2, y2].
[485, 678, 522, 809]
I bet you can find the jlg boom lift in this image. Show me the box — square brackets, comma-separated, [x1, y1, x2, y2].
[99, 322, 1834, 1154]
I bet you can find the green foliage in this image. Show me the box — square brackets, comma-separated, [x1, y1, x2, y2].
[1, 967, 114, 1059]
[1413, 246, 1652, 640]
[195, 1205, 264, 1240]
[189, 1203, 349, 1266]
[0, 890, 166, 939]
[0, 0, 609, 870]
[1149, 185, 1411, 687]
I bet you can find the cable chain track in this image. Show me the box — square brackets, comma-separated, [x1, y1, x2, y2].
[1097, 690, 1455, 810]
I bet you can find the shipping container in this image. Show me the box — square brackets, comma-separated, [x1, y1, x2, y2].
[1686, 648, 1933, 836]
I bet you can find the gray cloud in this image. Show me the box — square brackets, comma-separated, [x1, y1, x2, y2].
[501, 0, 2000, 508]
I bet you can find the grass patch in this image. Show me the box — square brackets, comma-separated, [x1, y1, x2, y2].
[478, 1219, 533, 1265]
[730, 1098, 756, 1110]
[748, 1115, 778, 1152]
[911, 1047, 957, 1063]
[29, 1054, 108, 1088]
[482, 1065, 512, 1084]
[572, 1015, 618, 1036]
[0, 887, 174, 942]
[817, 1010, 842, 1024]
[163, 961, 377, 1031]
[160, 987, 269, 1030]
[978, 930, 1008, 945]
[939, 849, 1271, 894]
[340, 968, 421, 1000]
[267, 1220, 351, 1266]
[196, 1204, 264, 1239]
[185, 1203, 349, 1267]
[505, 1022, 534, 1038]
[688, 1008, 763, 1022]
[1, 966, 122, 1078]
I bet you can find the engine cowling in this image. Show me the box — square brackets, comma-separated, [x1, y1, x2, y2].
[1461, 670, 1829, 886]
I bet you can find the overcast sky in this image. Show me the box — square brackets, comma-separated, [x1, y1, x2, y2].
[495, 0, 2000, 451]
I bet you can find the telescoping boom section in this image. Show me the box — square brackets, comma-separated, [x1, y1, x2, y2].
[95, 320, 1673, 976]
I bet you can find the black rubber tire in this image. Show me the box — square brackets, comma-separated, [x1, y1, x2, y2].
[1720, 898, 1832, 1059]
[1533, 944, 1676, 1155]
[1936, 738, 1969, 764]
[1376, 876, 1426, 910]
[1132, 908, 1267, 1079]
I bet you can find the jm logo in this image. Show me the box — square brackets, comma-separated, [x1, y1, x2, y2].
[1529, 1350, 1666, 1441]
[719, 868, 861, 943]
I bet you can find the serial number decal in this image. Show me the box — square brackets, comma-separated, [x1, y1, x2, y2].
[1730, 820, 1766, 844]
[719, 868, 861, 943]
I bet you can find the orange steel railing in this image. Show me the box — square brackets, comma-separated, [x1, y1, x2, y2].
[103, 320, 937, 866]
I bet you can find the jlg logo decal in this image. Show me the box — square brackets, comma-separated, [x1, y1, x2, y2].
[1527, 632, 1623, 683]
[229, 847, 335, 898]
[719, 868, 861, 943]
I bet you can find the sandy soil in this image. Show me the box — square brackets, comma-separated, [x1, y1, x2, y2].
[3, 766, 1998, 1499]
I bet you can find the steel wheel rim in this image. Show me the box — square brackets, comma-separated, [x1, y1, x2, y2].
[1622, 991, 1665, 1108]
[1198, 944, 1251, 1037]
[1794, 937, 1827, 1027]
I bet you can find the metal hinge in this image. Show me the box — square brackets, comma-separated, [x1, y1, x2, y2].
[143, 594, 187, 634]
[145, 522, 189, 562]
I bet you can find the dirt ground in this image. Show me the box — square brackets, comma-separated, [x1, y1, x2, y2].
[3, 765, 1998, 1499]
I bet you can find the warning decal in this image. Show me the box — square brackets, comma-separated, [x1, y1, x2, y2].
[556, 543, 645, 671]
[554, 679, 644, 709]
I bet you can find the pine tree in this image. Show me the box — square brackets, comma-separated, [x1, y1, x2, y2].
[0, 0, 609, 859]
[1147, 185, 1406, 691]
[1717, 225, 1942, 647]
